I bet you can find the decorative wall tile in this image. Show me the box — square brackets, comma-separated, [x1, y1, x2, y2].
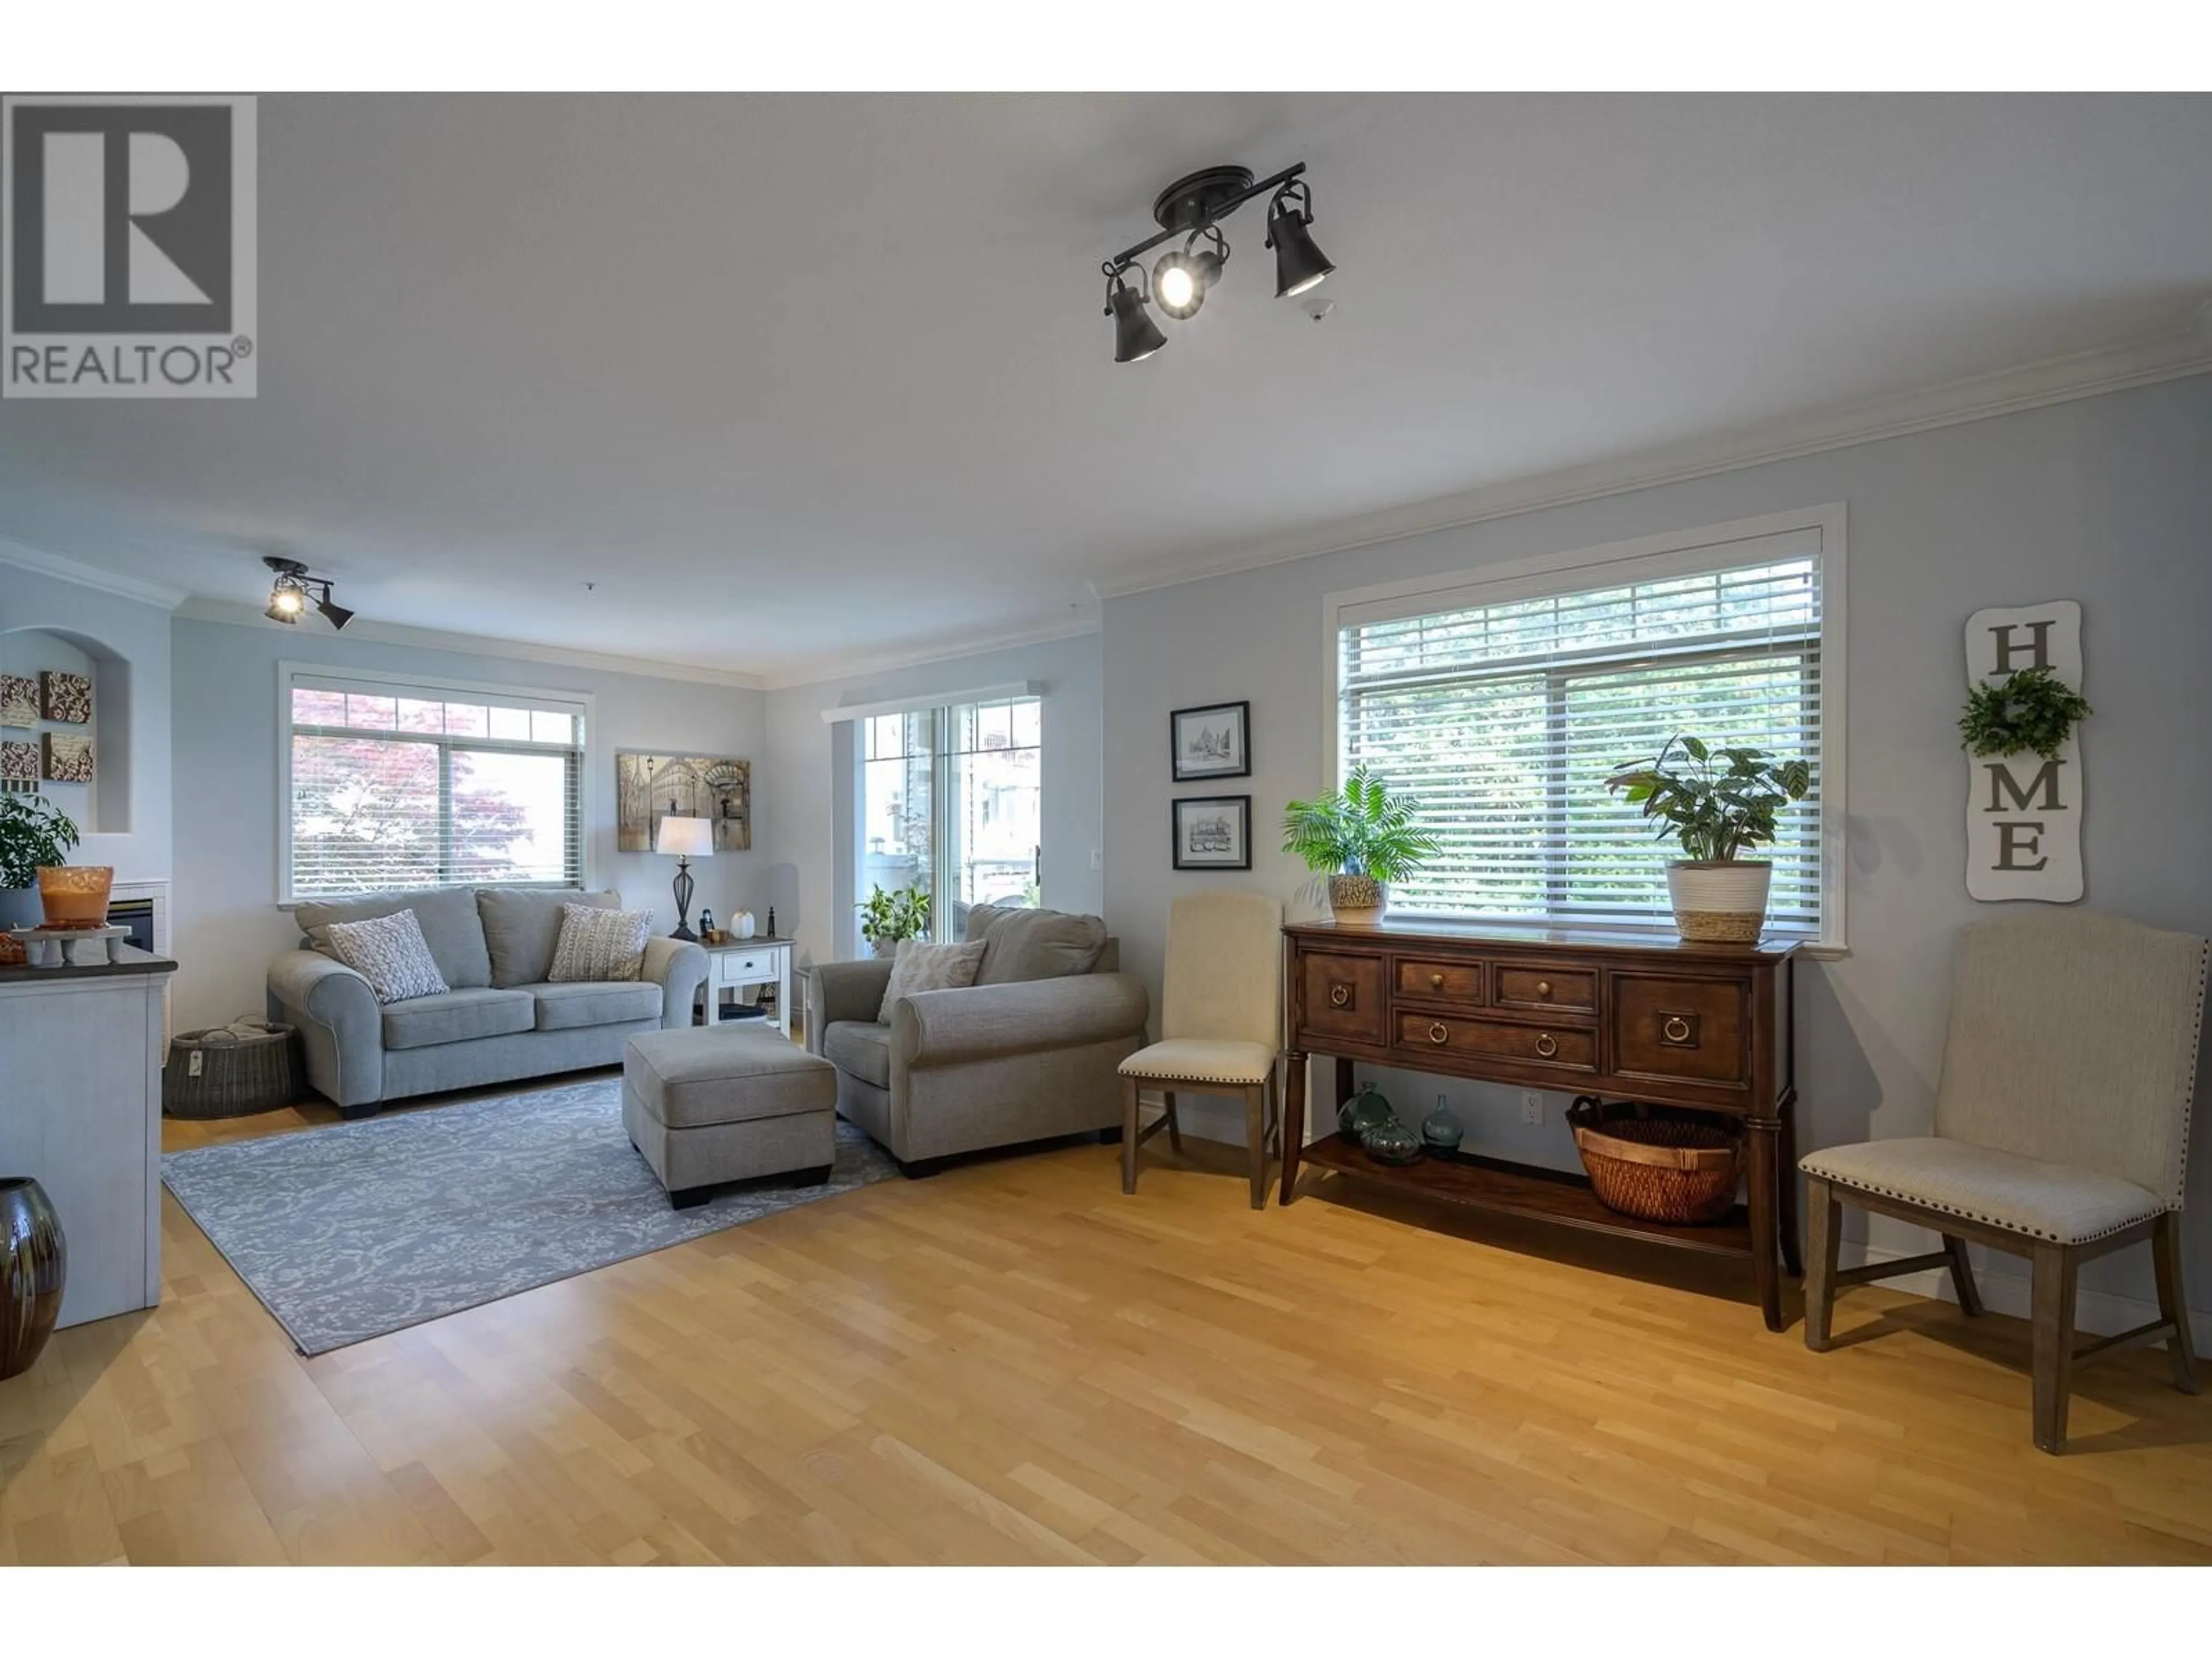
[40, 671, 92, 725]
[41, 733, 93, 784]
[0, 738, 35, 789]
[0, 675, 36, 728]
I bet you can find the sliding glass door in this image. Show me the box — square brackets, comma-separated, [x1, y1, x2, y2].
[860, 695, 1040, 942]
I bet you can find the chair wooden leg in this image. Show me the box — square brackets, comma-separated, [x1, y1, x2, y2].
[1943, 1234, 1986, 1316]
[1120, 1077, 1140, 1195]
[1164, 1089, 1182, 1155]
[1244, 1084, 1267, 1210]
[1803, 1176, 1840, 1351]
[2152, 1210, 2201, 1395]
[2030, 1241, 2080, 1453]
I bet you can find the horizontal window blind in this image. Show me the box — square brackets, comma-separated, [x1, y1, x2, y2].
[1339, 548, 1824, 935]
[283, 672, 586, 900]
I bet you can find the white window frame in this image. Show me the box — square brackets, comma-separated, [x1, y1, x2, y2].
[275, 660, 598, 906]
[1321, 505, 1849, 955]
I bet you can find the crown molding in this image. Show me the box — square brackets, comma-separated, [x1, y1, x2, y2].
[760, 612, 1103, 692]
[173, 599, 769, 691]
[0, 537, 190, 610]
[1089, 321, 2212, 602]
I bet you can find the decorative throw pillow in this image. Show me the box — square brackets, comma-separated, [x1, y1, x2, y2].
[322, 908, 450, 1005]
[547, 903, 654, 983]
[877, 937, 987, 1022]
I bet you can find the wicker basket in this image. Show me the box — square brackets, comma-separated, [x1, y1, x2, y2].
[164, 1018, 301, 1119]
[1566, 1097, 1741, 1225]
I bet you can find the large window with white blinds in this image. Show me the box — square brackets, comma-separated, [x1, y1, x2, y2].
[1331, 512, 1843, 944]
[279, 664, 591, 902]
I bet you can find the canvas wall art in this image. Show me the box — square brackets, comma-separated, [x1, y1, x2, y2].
[0, 675, 37, 729]
[1, 739, 35, 790]
[41, 671, 92, 725]
[42, 733, 93, 784]
[616, 752, 751, 853]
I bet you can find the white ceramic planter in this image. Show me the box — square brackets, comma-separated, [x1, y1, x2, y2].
[1665, 861, 1772, 944]
[1328, 873, 1388, 927]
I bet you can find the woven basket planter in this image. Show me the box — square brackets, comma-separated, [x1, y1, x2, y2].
[1566, 1096, 1741, 1225]
[163, 1018, 301, 1119]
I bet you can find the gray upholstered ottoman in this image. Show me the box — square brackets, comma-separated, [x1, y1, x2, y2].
[622, 1027, 838, 1209]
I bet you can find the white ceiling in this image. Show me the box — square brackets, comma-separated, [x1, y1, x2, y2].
[3, 92, 2209, 684]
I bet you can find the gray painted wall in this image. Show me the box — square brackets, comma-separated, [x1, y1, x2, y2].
[757, 632, 1105, 975]
[0, 562, 172, 887]
[169, 616, 766, 1032]
[1103, 374, 2212, 1331]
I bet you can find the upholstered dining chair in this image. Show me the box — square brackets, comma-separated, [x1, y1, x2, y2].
[1119, 890, 1284, 1208]
[1800, 911, 2208, 1453]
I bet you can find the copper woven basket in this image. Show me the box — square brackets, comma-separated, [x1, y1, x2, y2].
[1566, 1097, 1741, 1225]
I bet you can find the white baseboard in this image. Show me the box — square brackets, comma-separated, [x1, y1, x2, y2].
[1153, 1090, 2212, 1349]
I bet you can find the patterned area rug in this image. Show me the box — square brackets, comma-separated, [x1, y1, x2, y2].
[161, 1075, 898, 1355]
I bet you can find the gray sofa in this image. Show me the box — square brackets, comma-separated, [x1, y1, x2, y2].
[267, 885, 707, 1116]
[804, 905, 1150, 1169]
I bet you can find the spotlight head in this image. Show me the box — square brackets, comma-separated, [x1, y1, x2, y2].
[1107, 274, 1166, 363]
[316, 596, 356, 631]
[1266, 186, 1335, 299]
[264, 590, 301, 624]
[1153, 229, 1228, 322]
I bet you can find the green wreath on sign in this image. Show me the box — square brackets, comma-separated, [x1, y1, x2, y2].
[1957, 666, 2092, 762]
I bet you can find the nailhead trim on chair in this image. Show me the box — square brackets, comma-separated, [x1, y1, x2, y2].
[1119, 1060, 1275, 1084]
[1800, 1162, 2164, 1245]
[2171, 938, 2209, 1209]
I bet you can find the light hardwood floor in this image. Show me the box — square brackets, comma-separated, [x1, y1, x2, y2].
[2, 1090, 2208, 1566]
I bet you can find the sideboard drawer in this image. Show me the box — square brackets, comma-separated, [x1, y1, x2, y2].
[1394, 1012, 1596, 1073]
[1393, 957, 1484, 1005]
[1301, 952, 1388, 1045]
[1612, 974, 1748, 1086]
[1491, 964, 1597, 1015]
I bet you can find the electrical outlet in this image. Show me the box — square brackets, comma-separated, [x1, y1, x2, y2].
[1520, 1091, 1543, 1126]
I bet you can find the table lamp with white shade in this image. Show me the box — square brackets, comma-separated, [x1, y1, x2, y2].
[654, 815, 715, 940]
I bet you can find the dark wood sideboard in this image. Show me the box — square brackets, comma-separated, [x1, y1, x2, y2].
[1280, 919, 1802, 1330]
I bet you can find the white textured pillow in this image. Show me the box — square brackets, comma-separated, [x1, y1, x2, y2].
[547, 903, 654, 983]
[323, 909, 450, 1005]
[877, 937, 987, 1022]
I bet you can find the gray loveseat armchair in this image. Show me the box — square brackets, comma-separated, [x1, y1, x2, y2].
[267, 885, 707, 1116]
[804, 905, 1150, 1169]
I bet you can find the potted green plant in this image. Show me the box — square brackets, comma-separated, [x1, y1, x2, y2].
[858, 884, 931, 957]
[1605, 737, 1809, 943]
[1281, 764, 1441, 925]
[0, 793, 81, 934]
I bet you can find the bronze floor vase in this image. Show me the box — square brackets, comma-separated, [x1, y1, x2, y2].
[0, 1177, 66, 1380]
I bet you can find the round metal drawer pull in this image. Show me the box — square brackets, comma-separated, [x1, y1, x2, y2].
[1330, 984, 1351, 1007]
[1429, 972, 1445, 988]
[1534, 1032, 1558, 1058]
[1664, 1015, 1692, 1043]
[1536, 980, 1552, 998]
[1429, 1021, 1449, 1045]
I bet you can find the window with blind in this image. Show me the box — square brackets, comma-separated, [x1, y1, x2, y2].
[1332, 516, 1839, 942]
[279, 666, 590, 902]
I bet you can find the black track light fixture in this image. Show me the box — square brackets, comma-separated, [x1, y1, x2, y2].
[1264, 179, 1335, 299]
[1097, 161, 1335, 362]
[263, 555, 354, 631]
[1105, 268, 1167, 364]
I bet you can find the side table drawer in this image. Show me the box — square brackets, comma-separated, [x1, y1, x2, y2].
[714, 948, 781, 986]
[1393, 1012, 1596, 1073]
[1612, 973, 1747, 1086]
[1299, 951, 1387, 1046]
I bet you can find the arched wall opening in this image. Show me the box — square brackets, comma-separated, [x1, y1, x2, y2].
[0, 624, 132, 836]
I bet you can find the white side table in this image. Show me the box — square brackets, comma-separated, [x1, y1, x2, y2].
[699, 937, 793, 1039]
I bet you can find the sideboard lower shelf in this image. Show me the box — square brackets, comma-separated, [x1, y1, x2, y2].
[1300, 1132, 1754, 1260]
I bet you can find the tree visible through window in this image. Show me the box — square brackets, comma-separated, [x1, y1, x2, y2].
[283, 676, 585, 900]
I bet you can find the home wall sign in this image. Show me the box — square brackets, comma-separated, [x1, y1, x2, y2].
[1963, 600, 2083, 903]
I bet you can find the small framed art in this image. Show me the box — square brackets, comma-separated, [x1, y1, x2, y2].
[1169, 700, 1249, 782]
[1172, 794, 1252, 871]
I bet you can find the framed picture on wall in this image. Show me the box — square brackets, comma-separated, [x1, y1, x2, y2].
[1172, 794, 1252, 871]
[1169, 700, 1249, 782]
